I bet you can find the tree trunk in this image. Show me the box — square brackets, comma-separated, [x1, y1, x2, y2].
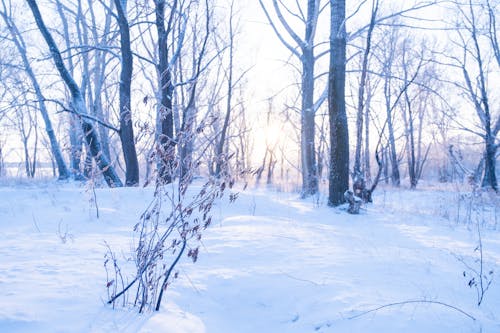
[215, 0, 236, 178]
[384, 83, 400, 186]
[69, 116, 84, 179]
[88, 0, 112, 161]
[354, 0, 377, 178]
[259, 0, 320, 197]
[403, 87, 417, 189]
[26, 0, 122, 187]
[301, 48, 318, 196]
[54, 0, 82, 179]
[328, 0, 349, 206]
[482, 137, 498, 190]
[179, 103, 195, 183]
[364, 88, 372, 183]
[114, 0, 139, 186]
[156, 0, 176, 184]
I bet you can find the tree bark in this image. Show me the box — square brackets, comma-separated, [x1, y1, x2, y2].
[114, 0, 139, 186]
[482, 137, 497, 190]
[328, 0, 349, 206]
[301, 47, 318, 196]
[156, 0, 176, 184]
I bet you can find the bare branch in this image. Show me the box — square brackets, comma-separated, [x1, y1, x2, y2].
[347, 300, 476, 322]
[258, 0, 301, 58]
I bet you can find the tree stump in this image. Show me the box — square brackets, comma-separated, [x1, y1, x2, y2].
[344, 190, 361, 214]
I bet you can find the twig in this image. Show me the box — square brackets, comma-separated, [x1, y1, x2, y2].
[347, 300, 476, 321]
[278, 270, 322, 286]
[155, 238, 187, 311]
[32, 213, 41, 232]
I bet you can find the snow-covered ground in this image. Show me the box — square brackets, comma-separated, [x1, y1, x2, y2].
[0, 180, 499, 332]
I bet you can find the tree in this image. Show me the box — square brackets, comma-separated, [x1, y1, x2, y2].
[113, 0, 140, 186]
[0, 0, 70, 179]
[462, 0, 497, 190]
[26, 0, 123, 187]
[259, 0, 324, 197]
[352, 0, 379, 197]
[214, 0, 237, 178]
[372, 20, 425, 188]
[86, 0, 113, 162]
[155, 0, 175, 184]
[400, 40, 433, 189]
[446, 0, 499, 190]
[53, 0, 85, 178]
[328, 0, 349, 206]
[381, 24, 402, 187]
[177, 0, 211, 183]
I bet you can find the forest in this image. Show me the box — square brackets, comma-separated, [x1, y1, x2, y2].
[0, 0, 499, 332]
[0, 0, 497, 198]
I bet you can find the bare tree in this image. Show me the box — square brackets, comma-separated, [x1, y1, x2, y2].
[113, 0, 140, 186]
[155, 0, 182, 184]
[353, 0, 378, 181]
[463, 0, 497, 190]
[328, 0, 349, 206]
[214, 0, 237, 178]
[259, 0, 324, 197]
[177, 0, 211, 182]
[0, 0, 70, 179]
[446, 0, 499, 190]
[11, 100, 38, 178]
[87, 0, 113, 162]
[53, 0, 85, 178]
[381, 25, 402, 187]
[401, 40, 433, 189]
[26, 0, 123, 187]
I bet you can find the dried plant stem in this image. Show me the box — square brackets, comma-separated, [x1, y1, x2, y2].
[155, 238, 187, 311]
[347, 300, 476, 321]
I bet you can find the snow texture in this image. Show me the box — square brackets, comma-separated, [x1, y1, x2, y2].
[0, 181, 499, 332]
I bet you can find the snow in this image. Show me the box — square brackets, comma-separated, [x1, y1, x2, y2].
[0, 181, 499, 332]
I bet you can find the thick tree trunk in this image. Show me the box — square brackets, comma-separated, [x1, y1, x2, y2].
[26, 0, 122, 187]
[482, 137, 498, 190]
[299, 0, 319, 197]
[69, 116, 84, 179]
[328, 0, 349, 206]
[114, 0, 139, 186]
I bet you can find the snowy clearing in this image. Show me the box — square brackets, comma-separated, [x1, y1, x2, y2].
[0, 181, 499, 332]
